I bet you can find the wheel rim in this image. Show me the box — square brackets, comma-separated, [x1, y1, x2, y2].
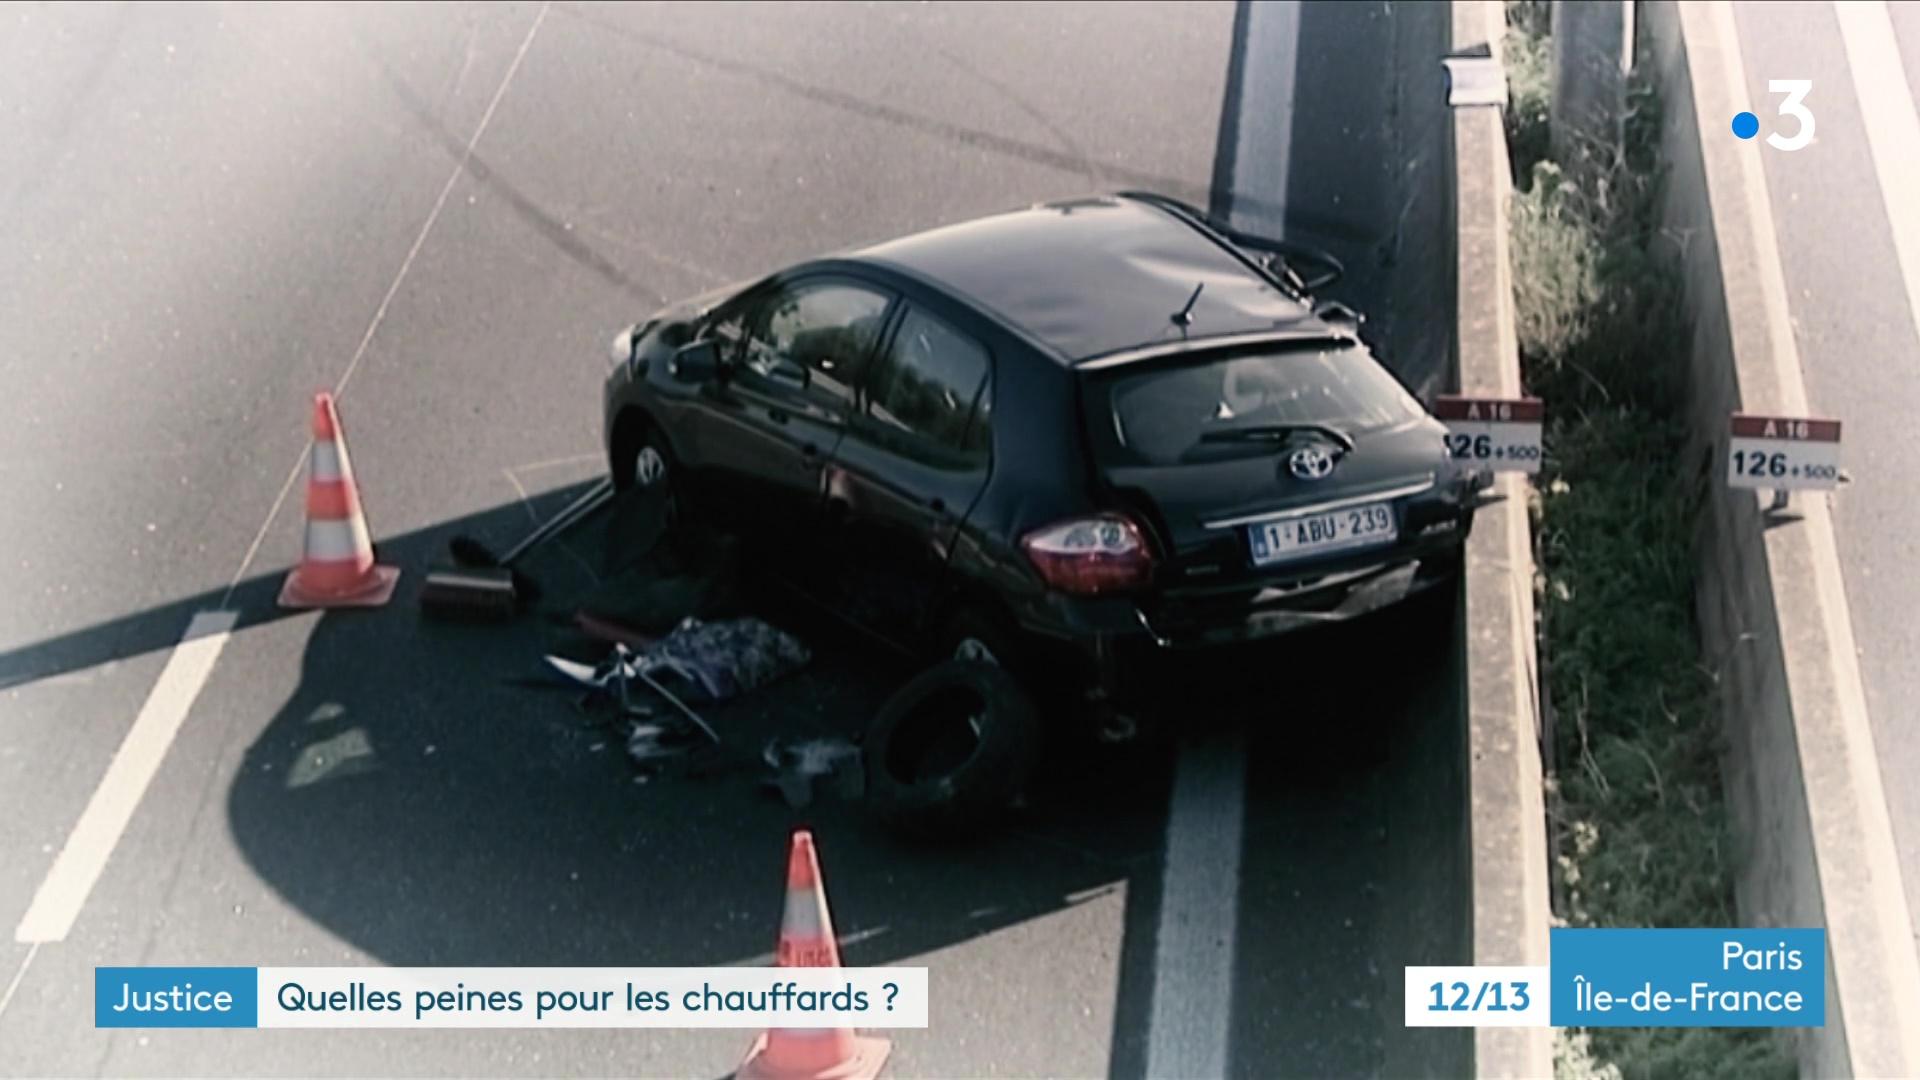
[953, 637, 999, 666]
[634, 445, 668, 489]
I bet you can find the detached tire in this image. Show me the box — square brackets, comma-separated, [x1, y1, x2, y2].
[865, 661, 1042, 840]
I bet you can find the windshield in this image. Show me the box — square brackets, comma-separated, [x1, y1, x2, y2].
[1089, 345, 1426, 466]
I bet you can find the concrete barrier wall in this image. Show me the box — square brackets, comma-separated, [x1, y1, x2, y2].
[1448, 3, 1554, 1077]
[1643, 3, 1920, 1075]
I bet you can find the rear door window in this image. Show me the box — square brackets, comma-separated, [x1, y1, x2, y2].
[1088, 344, 1425, 466]
[857, 306, 992, 468]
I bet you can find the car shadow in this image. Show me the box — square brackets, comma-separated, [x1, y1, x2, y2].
[201, 478, 1167, 956]
[2, 478, 1462, 1078]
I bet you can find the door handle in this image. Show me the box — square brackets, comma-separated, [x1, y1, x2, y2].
[799, 442, 820, 459]
[767, 406, 790, 424]
[928, 497, 947, 515]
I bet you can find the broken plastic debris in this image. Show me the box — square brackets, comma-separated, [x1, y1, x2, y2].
[544, 654, 609, 688]
[761, 737, 863, 808]
[762, 737, 859, 776]
[545, 647, 720, 744]
[625, 718, 704, 765]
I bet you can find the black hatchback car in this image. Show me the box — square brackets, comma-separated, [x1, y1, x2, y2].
[603, 193, 1477, 735]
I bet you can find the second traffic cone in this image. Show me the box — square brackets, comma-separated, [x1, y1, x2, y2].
[737, 831, 889, 1080]
[278, 392, 399, 609]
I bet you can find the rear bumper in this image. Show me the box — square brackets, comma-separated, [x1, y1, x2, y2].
[1009, 534, 1465, 711]
[1139, 552, 1448, 647]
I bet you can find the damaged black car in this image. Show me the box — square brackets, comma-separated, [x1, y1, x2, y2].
[602, 193, 1478, 740]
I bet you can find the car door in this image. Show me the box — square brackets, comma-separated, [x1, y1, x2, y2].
[687, 276, 894, 567]
[820, 302, 994, 638]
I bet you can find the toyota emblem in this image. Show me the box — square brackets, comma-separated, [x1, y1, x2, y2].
[1287, 446, 1335, 481]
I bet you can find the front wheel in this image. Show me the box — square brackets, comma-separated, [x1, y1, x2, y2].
[611, 410, 675, 492]
[632, 436, 670, 493]
[604, 423, 682, 575]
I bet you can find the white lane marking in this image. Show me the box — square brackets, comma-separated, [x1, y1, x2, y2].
[330, 1, 549, 400]
[1709, 1, 1920, 1058]
[1835, 1, 1920, 332]
[0, 944, 37, 1020]
[222, 451, 309, 608]
[1145, 733, 1247, 1080]
[506, 451, 605, 475]
[8, 0, 553, 969]
[14, 612, 237, 944]
[1228, 0, 1301, 233]
[221, 1, 553, 603]
[1829, 0, 1920, 1041]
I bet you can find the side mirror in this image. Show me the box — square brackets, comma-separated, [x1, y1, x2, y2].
[670, 340, 723, 383]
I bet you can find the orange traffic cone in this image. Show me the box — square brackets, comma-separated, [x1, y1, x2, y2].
[278, 392, 399, 609]
[737, 831, 890, 1080]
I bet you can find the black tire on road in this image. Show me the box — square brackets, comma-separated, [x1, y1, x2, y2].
[864, 660, 1042, 840]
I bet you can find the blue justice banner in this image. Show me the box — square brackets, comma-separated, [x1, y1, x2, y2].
[96, 967, 258, 1028]
[1550, 928, 1825, 1027]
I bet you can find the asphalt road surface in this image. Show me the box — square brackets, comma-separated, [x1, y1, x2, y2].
[0, 3, 1467, 1076]
[1731, 0, 1920, 953]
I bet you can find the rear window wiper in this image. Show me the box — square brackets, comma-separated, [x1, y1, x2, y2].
[1197, 422, 1356, 453]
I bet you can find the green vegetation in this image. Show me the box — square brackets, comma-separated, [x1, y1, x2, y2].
[1500, 3, 1793, 1077]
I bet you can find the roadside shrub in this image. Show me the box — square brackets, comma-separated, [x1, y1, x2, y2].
[1504, 6, 1794, 1079]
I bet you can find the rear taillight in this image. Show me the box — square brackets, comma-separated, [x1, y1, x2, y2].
[1020, 514, 1155, 595]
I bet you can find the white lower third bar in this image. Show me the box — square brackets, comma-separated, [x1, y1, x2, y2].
[1404, 965, 1551, 1027]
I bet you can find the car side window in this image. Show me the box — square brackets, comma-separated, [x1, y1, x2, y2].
[706, 304, 747, 353]
[733, 281, 890, 414]
[860, 306, 992, 468]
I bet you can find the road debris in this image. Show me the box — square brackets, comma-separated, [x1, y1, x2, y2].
[626, 720, 706, 766]
[645, 617, 810, 703]
[761, 737, 863, 808]
[543, 643, 722, 745]
[420, 565, 518, 620]
[422, 478, 614, 620]
[456, 476, 613, 569]
[864, 661, 1041, 839]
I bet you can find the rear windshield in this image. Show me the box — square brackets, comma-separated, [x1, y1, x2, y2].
[1086, 345, 1426, 466]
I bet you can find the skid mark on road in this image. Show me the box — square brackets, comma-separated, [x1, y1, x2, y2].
[363, 48, 660, 304]
[917, 34, 1104, 187]
[501, 455, 605, 581]
[550, 2, 1208, 206]
[221, 3, 553, 606]
[10, 2, 553, 964]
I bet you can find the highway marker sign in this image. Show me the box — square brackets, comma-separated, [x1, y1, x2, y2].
[1434, 396, 1544, 474]
[1727, 414, 1842, 491]
[1442, 54, 1508, 108]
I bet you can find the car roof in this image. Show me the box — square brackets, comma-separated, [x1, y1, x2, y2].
[849, 195, 1320, 365]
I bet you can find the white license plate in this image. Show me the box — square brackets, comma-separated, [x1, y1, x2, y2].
[1247, 501, 1398, 566]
